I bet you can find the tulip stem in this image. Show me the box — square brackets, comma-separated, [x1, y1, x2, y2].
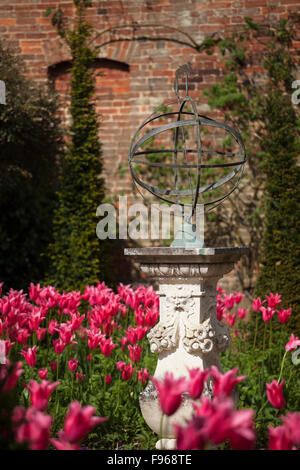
[256, 398, 268, 419]
[159, 413, 165, 449]
[115, 377, 121, 416]
[269, 320, 273, 351]
[253, 314, 259, 349]
[257, 349, 288, 420]
[277, 350, 287, 384]
[262, 322, 267, 353]
[71, 373, 74, 402]
[55, 358, 60, 419]
[278, 329, 283, 367]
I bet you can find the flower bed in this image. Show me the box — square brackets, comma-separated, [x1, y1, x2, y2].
[0, 282, 299, 450]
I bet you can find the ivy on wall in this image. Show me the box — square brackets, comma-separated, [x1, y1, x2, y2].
[47, 0, 114, 291]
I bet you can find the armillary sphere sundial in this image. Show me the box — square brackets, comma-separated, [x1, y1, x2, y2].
[128, 61, 246, 247]
[124, 63, 249, 450]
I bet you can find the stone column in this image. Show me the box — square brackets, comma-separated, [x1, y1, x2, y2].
[125, 247, 248, 450]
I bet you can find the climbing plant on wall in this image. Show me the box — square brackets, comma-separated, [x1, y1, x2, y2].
[47, 0, 114, 291]
[0, 40, 62, 290]
[200, 15, 300, 317]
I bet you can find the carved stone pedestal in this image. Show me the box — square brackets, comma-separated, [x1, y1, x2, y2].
[124, 247, 248, 450]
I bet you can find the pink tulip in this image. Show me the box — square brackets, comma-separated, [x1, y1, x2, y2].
[48, 319, 59, 335]
[145, 308, 159, 328]
[237, 308, 247, 319]
[137, 326, 148, 340]
[76, 372, 86, 383]
[232, 329, 242, 339]
[0, 318, 5, 336]
[59, 291, 81, 315]
[12, 406, 26, 423]
[5, 339, 15, 355]
[50, 437, 80, 450]
[211, 366, 246, 397]
[29, 283, 41, 302]
[194, 395, 255, 450]
[233, 292, 245, 304]
[224, 313, 236, 327]
[228, 408, 256, 450]
[175, 416, 206, 450]
[269, 425, 292, 450]
[2, 361, 24, 392]
[25, 379, 60, 411]
[224, 294, 235, 310]
[277, 308, 291, 324]
[50, 360, 57, 372]
[216, 303, 225, 321]
[252, 297, 264, 312]
[61, 401, 107, 444]
[137, 368, 149, 385]
[39, 368, 48, 380]
[28, 309, 44, 331]
[266, 292, 281, 309]
[151, 372, 188, 416]
[125, 326, 138, 344]
[105, 375, 112, 385]
[128, 344, 143, 363]
[187, 368, 210, 399]
[20, 346, 37, 367]
[87, 329, 104, 350]
[122, 363, 134, 381]
[68, 359, 78, 372]
[69, 312, 85, 331]
[53, 338, 66, 355]
[99, 337, 117, 357]
[15, 328, 30, 345]
[37, 327, 47, 341]
[58, 323, 74, 344]
[282, 412, 300, 446]
[116, 361, 126, 371]
[285, 333, 300, 352]
[266, 380, 285, 409]
[14, 406, 52, 450]
[120, 336, 128, 350]
[261, 306, 275, 322]
[216, 286, 224, 295]
[134, 306, 146, 326]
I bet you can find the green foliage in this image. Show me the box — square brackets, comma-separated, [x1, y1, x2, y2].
[0, 362, 27, 449]
[201, 15, 300, 305]
[204, 74, 247, 110]
[7, 292, 158, 450]
[222, 317, 300, 449]
[0, 41, 62, 290]
[255, 24, 300, 329]
[47, 1, 113, 291]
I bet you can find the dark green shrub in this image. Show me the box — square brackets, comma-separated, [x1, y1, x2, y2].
[255, 19, 300, 328]
[201, 16, 300, 327]
[47, 1, 114, 291]
[0, 41, 62, 290]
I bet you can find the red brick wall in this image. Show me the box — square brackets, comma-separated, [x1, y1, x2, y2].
[1, 0, 299, 198]
[1, 1, 299, 292]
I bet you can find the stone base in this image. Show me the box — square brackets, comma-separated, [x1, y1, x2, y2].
[156, 439, 177, 450]
[125, 246, 249, 445]
[139, 384, 195, 438]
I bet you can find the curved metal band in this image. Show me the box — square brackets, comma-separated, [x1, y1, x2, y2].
[129, 113, 245, 160]
[128, 68, 246, 213]
[129, 162, 244, 211]
[130, 159, 246, 169]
